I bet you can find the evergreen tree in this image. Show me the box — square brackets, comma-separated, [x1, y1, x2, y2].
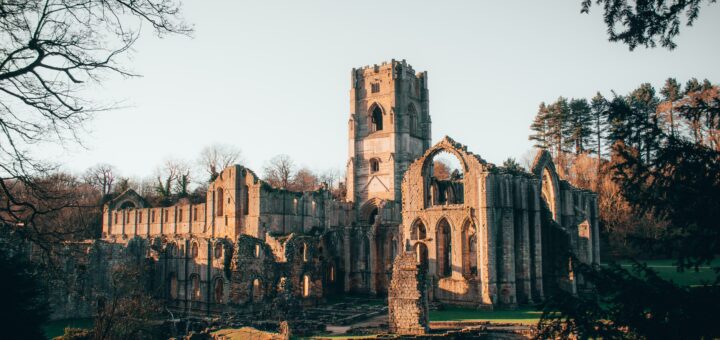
[529, 102, 551, 149]
[547, 97, 571, 157]
[660, 78, 682, 138]
[565, 98, 594, 154]
[607, 94, 633, 148]
[628, 83, 662, 164]
[590, 92, 609, 159]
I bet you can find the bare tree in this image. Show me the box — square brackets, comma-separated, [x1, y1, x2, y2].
[263, 155, 295, 189]
[153, 159, 191, 199]
[0, 0, 190, 265]
[318, 168, 342, 189]
[83, 164, 117, 196]
[433, 160, 451, 180]
[198, 144, 242, 181]
[292, 167, 319, 191]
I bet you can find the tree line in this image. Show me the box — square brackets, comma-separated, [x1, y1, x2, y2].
[533, 78, 720, 338]
[529, 78, 719, 258]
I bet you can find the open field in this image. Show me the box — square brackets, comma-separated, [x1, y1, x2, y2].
[609, 259, 719, 287]
[429, 307, 541, 325]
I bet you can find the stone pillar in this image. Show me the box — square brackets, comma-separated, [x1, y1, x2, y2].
[388, 251, 429, 335]
[343, 228, 351, 292]
[592, 195, 601, 265]
[515, 178, 532, 304]
[530, 181, 544, 300]
[369, 228, 377, 294]
[479, 174, 496, 305]
[499, 175, 517, 306]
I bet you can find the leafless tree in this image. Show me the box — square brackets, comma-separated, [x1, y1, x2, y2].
[318, 168, 342, 189]
[292, 167, 319, 191]
[154, 159, 190, 199]
[83, 164, 117, 196]
[263, 154, 295, 189]
[198, 143, 242, 181]
[0, 0, 190, 266]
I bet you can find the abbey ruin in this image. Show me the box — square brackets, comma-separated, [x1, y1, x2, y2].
[51, 60, 600, 330]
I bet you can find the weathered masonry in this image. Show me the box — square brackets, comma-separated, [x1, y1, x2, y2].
[401, 137, 600, 307]
[53, 59, 598, 320]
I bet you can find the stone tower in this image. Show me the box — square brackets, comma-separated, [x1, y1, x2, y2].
[345, 59, 431, 222]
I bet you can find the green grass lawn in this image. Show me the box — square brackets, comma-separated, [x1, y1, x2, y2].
[43, 318, 93, 339]
[429, 307, 541, 325]
[608, 259, 719, 287]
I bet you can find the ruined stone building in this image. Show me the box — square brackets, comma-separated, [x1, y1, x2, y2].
[52, 59, 599, 319]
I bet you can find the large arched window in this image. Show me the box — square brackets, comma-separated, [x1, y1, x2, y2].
[216, 187, 224, 216]
[436, 218, 452, 278]
[370, 105, 383, 132]
[541, 168, 557, 220]
[408, 104, 418, 135]
[461, 220, 477, 278]
[425, 150, 464, 207]
[411, 220, 427, 240]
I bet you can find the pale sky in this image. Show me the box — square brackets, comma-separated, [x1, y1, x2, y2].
[43, 0, 720, 180]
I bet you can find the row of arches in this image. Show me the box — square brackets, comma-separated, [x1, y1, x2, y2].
[410, 217, 477, 279]
[165, 241, 226, 259]
[167, 272, 225, 303]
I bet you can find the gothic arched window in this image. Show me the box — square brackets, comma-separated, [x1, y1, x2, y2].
[216, 188, 224, 216]
[408, 104, 418, 135]
[370, 158, 380, 173]
[371, 105, 383, 132]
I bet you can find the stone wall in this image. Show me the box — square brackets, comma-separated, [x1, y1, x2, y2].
[388, 251, 429, 335]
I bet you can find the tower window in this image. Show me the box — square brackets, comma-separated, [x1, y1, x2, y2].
[371, 105, 383, 132]
[369, 158, 380, 173]
[371, 83, 380, 93]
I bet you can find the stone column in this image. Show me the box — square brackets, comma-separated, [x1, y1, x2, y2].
[343, 228, 351, 292]
[369, 228, 377, 294]
[530, 181, 544, 300]
[479, 174, 496, 305]
[515, 178, 532, 304]
[499, 175, 517, 306]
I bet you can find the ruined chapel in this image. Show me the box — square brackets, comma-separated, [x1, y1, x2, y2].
[53, 60, 600, 318]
